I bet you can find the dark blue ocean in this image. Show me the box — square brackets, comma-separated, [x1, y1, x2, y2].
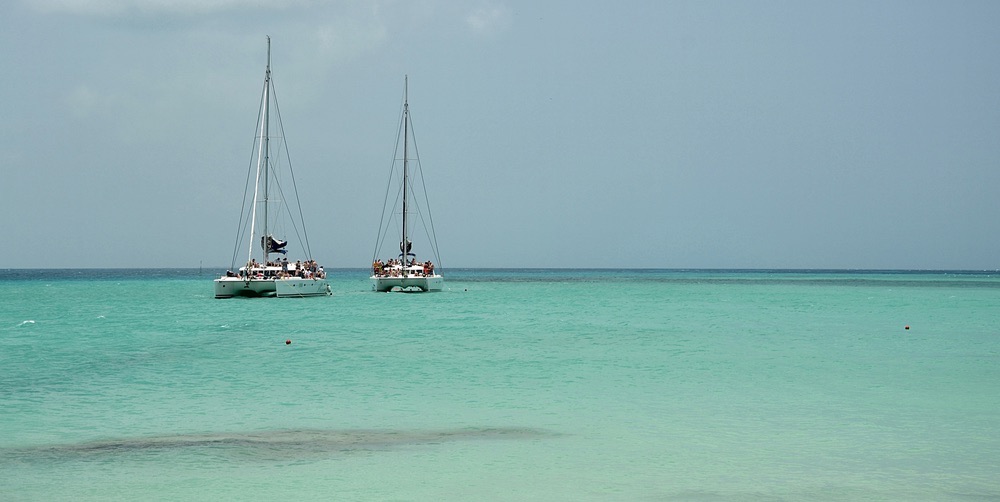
[2, 269, 999, 500]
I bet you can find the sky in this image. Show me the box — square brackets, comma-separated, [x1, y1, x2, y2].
[3, 0, 999, 270]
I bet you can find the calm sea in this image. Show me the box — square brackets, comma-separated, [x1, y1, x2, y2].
[2, 268, 999, 501]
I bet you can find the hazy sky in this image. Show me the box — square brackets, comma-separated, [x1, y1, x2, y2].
[4, 1, 999, 269]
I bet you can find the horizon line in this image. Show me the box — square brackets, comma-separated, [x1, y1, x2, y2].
[3, 267, 999, 273]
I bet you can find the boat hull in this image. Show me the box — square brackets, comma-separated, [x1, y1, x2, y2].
[215, 277, 331, 298]
[214, 277, 276, 298]
[275, 277, 332, 297]
[371, 275, 444, 292]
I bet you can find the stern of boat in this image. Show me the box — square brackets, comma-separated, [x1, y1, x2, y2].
[371, 275, 443, 292]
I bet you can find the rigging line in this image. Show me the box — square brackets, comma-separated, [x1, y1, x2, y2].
[399, 127, 430, 257]
[265, 159, 301, 251]
[269, 80, 313, 261]
[372, 103, 407, 263]
[264, 153, 299, 252]
[407, 114, 443, 269]
[407, 177, 440, 269]
[374, 157, 404, 262]
[229, 79, 270, 270]
[376, 177, 404, 261]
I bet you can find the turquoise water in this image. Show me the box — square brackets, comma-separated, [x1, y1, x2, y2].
[2, 269, 999, 500]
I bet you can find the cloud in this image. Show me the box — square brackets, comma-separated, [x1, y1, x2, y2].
[465, 3, 510, 35]
[27, 0, 311, 17]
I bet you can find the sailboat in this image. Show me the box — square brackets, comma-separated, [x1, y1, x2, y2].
[371, 76, 444, 292]
[214, 37, 331, 299]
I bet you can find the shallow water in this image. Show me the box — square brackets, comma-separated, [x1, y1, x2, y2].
[2, 269, 999, 500]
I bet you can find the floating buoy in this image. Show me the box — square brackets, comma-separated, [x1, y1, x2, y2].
[904, 325, 910, 330]
[285, 339, 292, 345]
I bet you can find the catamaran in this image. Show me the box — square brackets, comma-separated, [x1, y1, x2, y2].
[371, 77, 444, 292]
[214, 38, 331, 298]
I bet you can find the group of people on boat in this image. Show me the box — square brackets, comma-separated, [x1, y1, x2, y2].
[225, 258, 326, 280]
[372, 258, 435, 278]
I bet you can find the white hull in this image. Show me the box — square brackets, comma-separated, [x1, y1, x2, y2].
[275, 277, 332, 297]
[371, 275, 444, 292]
[214, 40, 331, 301]
[215, 276, 330, 298]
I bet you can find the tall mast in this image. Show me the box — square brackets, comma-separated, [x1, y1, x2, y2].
[401, 75, 409, 274]
[261, 36, 272, 264]
[247, 36, 271, 266]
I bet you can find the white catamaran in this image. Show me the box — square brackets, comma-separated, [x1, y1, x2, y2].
[371, 77, 444, 292]
[214, 38, 331, 298]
